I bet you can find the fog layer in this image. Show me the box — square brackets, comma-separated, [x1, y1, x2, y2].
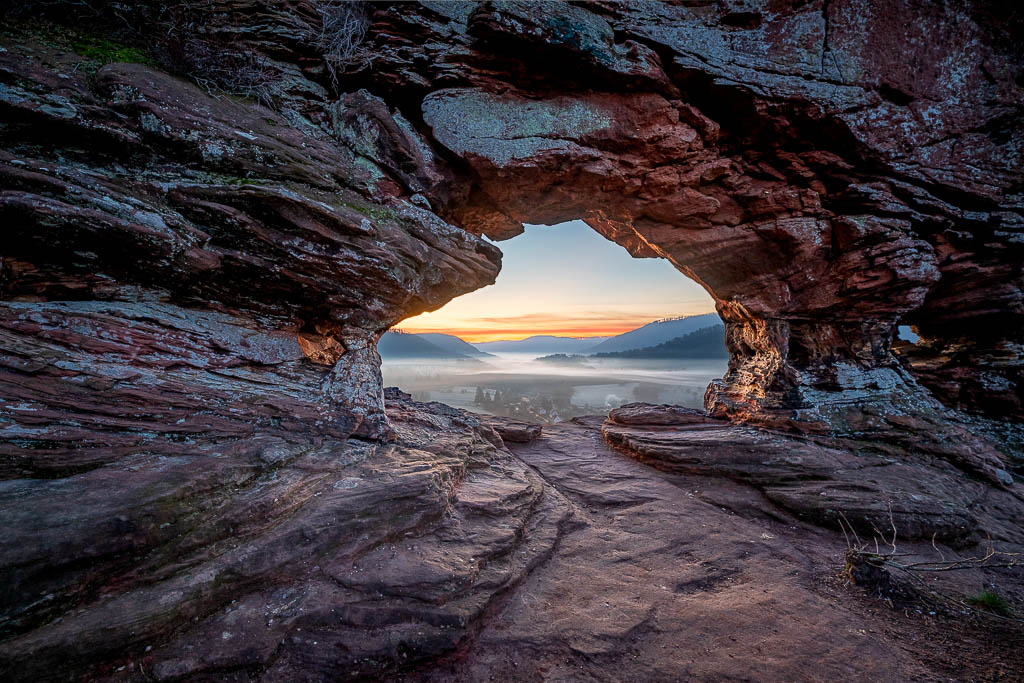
[382, 351, 727, 424]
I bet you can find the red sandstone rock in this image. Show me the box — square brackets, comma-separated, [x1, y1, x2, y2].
[414, 417, 1024, 683]
[370, 0, 1023, 438]
[601, 406, 1020, 545]
[0, 1, 1022, 679]
[0, 393, 569, 680]
[608, 402, 721, 427]
[480, 415, 542, 443]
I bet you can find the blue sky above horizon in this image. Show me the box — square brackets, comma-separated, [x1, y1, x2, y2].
[400, 220, 716, 342]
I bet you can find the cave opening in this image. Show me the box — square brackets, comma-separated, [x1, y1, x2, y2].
[379, 220, 727, 423]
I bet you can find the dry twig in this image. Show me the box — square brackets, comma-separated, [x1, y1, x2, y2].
[839, 502, 1022, 621]
[311, 0, 370, 86]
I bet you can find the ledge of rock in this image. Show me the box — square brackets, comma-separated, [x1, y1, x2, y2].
[602, 404, 1024, 546]
[480, 416, 543, 444]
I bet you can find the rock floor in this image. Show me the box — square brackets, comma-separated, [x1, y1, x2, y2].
[411, 417, 1024, 682]
[2, 404, 1021, 682]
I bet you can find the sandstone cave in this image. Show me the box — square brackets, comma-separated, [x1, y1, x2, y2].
[0, 1, 1022, 680]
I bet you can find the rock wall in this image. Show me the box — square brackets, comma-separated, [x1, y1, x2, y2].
[0, 53, 500, 458]
[2, 1, 1021, 449]
[1, 1, 1022, 679]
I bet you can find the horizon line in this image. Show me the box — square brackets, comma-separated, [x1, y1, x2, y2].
[394, 311, 719, 344]
[398, 328, 627, 344]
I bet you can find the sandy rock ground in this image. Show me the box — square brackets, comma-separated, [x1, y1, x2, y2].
[1, 395, 1021, 681]
[411, 417, 1024, 683]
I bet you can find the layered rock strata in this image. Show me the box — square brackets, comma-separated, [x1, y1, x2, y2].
[1, 0, 1020, 452]
[1, 1, 1023, 680]
[376, 0, 1024, 435]
[0, 392, 571, 680]
[603, 404, 1023, 545]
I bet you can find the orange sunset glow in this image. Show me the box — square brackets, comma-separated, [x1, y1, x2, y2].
[398, 221, 716, 343]
[401, 317, 677, 344]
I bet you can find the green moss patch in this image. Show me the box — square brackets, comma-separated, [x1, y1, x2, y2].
[340, 201, 398, 222]
[71, 35, 153, 66]
[966, 590, 1014, 616]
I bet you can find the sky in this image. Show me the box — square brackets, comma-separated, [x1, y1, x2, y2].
[399, 220, 717, 343]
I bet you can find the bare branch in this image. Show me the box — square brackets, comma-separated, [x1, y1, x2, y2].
[311, 0, 370, 87]
[839, 500, 1021, 622]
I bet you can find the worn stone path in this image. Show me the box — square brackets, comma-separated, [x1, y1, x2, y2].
[411, 417, 935, 682]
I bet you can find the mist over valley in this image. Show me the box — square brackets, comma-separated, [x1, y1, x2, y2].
[380, 315, 729, 424]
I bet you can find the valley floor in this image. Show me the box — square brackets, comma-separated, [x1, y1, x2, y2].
[410, 417, 1024, 682]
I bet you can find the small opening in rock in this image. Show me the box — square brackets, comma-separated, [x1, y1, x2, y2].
[878, 82, 914, 106]
[897, 325, 920, 345]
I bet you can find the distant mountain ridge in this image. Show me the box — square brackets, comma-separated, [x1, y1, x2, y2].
[474, 335, 612, 355]
[580, 313, 720, 354]
[378, 331, 480, 361]
[381, 313, 723, 360]
[415, 333, 494, 357]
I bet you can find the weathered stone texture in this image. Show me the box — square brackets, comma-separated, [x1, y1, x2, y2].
[0, 1, 1022, 679]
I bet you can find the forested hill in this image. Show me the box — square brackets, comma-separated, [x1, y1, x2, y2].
[591, 325, 727, 359]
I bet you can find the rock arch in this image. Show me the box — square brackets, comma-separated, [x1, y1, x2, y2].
[419, 85, 938, 435]
[1, 1, 1022, 678]
[0, 0, 1019, 465]
[367, 0, 1022, 453]
[355, 0, 1020, 479]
